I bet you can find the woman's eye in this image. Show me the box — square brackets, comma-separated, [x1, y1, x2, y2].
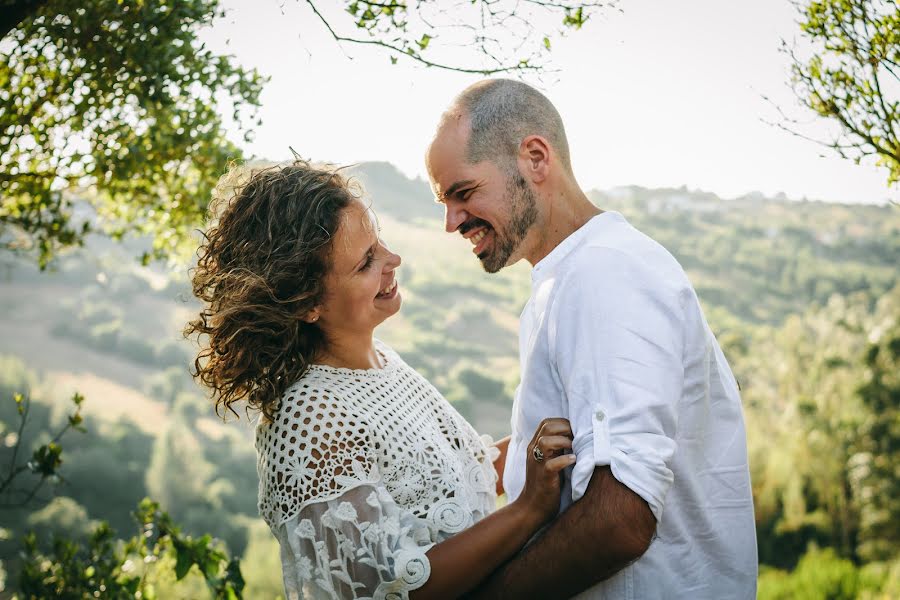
[360, 253, 374, 270]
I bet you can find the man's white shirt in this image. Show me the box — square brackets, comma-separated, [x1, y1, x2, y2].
[503, 211, 757, 599]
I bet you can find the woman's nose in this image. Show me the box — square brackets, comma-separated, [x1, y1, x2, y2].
[387, 250, 402, 270]
[379, 241, 401, 270]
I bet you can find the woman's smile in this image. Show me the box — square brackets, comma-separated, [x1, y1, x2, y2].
[376, 278, 399, 300]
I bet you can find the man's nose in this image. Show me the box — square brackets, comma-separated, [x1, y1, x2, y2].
[444, 204, 468, 233]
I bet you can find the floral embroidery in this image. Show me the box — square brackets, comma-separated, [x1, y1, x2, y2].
[256, 340, 497, 599]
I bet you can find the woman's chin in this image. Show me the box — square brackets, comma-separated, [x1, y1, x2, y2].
[388, 291, 403, 315]
[375, 291, 402, 322]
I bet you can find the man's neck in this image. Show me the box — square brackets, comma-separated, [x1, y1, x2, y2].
[526, 187, 602, 267]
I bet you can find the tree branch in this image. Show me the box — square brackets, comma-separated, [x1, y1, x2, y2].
[303, 0, 542, 74]
[0, 393, 31, 495]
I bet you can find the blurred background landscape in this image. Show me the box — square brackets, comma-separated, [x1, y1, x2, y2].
[2, 0, 898, 597]
[2, 162, 898, 596]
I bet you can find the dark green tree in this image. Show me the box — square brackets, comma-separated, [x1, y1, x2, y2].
[849, 298, 900, 561]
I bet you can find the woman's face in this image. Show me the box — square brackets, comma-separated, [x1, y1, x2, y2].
[316, 199, 402, 336]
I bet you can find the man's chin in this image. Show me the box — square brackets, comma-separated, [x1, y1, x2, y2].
[478, 251, 507, 274]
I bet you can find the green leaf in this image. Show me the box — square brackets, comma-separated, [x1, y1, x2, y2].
[30, 442, 63, 476]
[203, 556, 219, 579]
[417, 34, 432, 51]
[174, 542, 192, 580]
[543, 36, 551, 51]
[225, 557, 245, 592]
[123, 576, 141, 594]
[172, 537, 194, 581]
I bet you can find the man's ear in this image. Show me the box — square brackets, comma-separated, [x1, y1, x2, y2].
[519, 135, 551, 184]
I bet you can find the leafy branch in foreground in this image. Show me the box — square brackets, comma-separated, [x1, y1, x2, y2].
[17, 498, 244, 599]
[0, 391, 85, 509]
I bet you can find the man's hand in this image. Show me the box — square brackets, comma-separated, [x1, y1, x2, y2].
[469, 466, 656, 600]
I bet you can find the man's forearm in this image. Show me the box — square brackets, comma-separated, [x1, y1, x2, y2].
[469, 466, 656, 600]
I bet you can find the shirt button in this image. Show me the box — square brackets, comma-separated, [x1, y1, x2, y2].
[595, 410, 606, 422]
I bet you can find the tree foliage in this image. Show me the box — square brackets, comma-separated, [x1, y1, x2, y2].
[0, 0, 265, 268]
[782, 0, 900, 185]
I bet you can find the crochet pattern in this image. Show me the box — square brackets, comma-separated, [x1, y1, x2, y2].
[256, 341, 498, 599]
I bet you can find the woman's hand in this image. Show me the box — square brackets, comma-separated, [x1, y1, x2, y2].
[492, 435, 510, 496]
[514, 417, 575, 526]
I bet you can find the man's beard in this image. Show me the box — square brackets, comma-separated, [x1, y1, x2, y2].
[479, 174, 538, 273]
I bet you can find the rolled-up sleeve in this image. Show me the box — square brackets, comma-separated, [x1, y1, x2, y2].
[550, 247, 684, 522]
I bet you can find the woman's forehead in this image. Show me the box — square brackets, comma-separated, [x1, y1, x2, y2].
[332, 201, 377, 264]
[341, 200, 377, 236]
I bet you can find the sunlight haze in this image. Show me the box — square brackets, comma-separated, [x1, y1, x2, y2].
[203, 0, 897, 205]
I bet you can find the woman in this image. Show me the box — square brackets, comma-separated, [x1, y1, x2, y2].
[186, 161, 575, 599]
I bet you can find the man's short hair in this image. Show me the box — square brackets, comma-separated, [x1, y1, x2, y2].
[455, 79, 572, 174]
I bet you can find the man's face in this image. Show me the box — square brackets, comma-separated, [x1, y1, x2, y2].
[426, 119, 538, 273]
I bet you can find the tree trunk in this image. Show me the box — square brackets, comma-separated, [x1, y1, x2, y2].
[0, 0, 50, 40]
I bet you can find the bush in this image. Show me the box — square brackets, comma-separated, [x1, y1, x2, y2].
[758, 545, 860, 600]
[17, 499, 244, 599]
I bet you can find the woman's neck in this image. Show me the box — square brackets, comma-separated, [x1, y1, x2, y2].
[315, 331, 383, 370]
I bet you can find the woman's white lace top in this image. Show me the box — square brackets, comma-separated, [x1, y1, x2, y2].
[256, 340, 498, 600]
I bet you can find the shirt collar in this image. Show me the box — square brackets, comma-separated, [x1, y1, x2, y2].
[530, 211, 622, 285]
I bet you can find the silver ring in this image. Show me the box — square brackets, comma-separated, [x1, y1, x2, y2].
[532, 446, 544, 463]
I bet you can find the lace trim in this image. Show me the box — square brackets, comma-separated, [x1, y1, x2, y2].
[276, 471, 381, 529]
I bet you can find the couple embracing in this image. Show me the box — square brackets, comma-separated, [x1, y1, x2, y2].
[187, 79, 757, 599]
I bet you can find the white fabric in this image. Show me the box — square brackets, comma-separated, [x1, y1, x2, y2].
[257, 341, 497, 600]
[503, 211, 758, 599]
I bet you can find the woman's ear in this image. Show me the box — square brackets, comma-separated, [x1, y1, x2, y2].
[302, 309, 320, 324]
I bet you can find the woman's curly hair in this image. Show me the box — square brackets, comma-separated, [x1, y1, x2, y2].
[185, 160, 359, 421]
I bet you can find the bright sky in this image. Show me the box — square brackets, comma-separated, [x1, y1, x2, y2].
[203, 0, 898, 204]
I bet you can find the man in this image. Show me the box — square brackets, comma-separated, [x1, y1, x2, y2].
[425, 79, 757, 599]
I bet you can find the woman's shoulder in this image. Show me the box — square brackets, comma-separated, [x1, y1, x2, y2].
[256, 369, 382, 526]
[254, 371, 359, 442]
